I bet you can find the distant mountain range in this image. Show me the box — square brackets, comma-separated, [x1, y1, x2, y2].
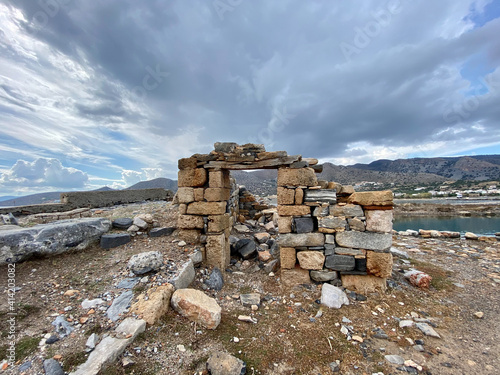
[232, 154, 500, 195]
[126, 177, 178, 191]
[1, 155, 498, 206]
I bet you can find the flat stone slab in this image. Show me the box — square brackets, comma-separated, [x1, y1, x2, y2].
[71, 318, 146, 375]
[0, 218, 111, 264]
[112, 218, 133, 229]
[279, 233, 325, 247]
[335, 231, 392, 252]
[100, 233, 131, 249]
[107, 291, 134, 322]
[149, 227, 175, 237]
[304, 189, 337, 204]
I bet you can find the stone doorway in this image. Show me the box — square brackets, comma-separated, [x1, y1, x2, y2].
[176, 142, 394, 292]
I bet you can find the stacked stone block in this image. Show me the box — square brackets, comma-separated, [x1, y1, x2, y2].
[177, 161, 233, 269]
[277, 168, 394, 291]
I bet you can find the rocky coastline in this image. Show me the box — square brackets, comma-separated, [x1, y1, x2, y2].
[394, 200, 500, 217]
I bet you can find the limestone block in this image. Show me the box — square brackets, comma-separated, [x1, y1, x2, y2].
[130, 284, 174, 325]
[295, 188, 304, 204]
[178, 157, 198, 170]
[178, 215, 204, 229]
[207, 214, 230, 233]
[348, 218, 366, 232]
[278, 187, 295, 205]
[366, 251, 393, 278]
[171, 288, 221, 329]
[365, 210, 393, 233]
[329, 204, 364, 217]
[341, 274, 387, 293]
[209, 170, 230, 188]
[278, 216, 293, 233]
[277, 167, 318, 187]
[318, 216, 347, 233]
[178, 204, 187, 215]
[347, 191, 393, 206]
[297, 251, 325, 270]
[194, 188, 205, 201]
[335, 231, 392, 252]
[187, 202, 227, 215]
[339, 185, 354, 196]
[281, 267, 311, 288]
[333, 248, 364, 257]
[280, 247, 296, 269]
[207, 352, 246, 375]
[280, 233, 325, 247]
[277, 205, 311, 216]
[176, 187, 194, 204]
[205, 188, 231, 202]
[178, 168, 207, 187]
[177, 229, 201, 244]
[206, 233, 229, 268]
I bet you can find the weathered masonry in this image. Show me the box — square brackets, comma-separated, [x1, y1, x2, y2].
[177, 142, 394, 290]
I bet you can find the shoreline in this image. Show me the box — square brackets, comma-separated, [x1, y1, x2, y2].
[394, 201, 500, 217]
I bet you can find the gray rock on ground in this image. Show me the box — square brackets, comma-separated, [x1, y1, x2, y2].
[107, 291, 134, 322]
[170, 259, 195, 289]
[43, 359, 64, 375]
[205, 267, 224, 291]
[52, 315, 74, 338]
[149, 227, 175, 237]
[0, 218, 111, 264]
[234, 239, 257, 259]
[321, 283, 349, 309]
[240, 293, 261, 307]
[100, 233, 131, 249]
[127, 251, 163, 275]
[112, 218, 133, 229]
[71, 318, 146, 375]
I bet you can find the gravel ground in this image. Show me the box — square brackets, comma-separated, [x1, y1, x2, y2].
[0, 201, 498, 374]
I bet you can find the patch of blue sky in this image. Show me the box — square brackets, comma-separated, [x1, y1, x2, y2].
[460, 53, 495, 96]
[450, 144, 500, 157]
[467, 0, 500, 28]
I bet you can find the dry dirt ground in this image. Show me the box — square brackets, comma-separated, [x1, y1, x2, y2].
[0, 202, 499, 375]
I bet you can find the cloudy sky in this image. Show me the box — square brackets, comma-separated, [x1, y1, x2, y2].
[1, 0, 500, 197]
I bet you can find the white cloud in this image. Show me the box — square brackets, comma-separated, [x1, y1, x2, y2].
[110, 167, 169, 189]
[0, 158, 88, 189]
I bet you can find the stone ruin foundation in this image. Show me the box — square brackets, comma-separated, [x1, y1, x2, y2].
[176, 142, 394, 293]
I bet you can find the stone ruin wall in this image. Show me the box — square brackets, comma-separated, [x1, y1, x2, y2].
[176, 142, 394, 291]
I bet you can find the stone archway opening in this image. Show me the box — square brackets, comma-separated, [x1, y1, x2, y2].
[176, 142, 395, 292]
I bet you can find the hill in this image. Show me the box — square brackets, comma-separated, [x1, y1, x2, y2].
[351, 155, 500, 180]
[125, 177, 177, 191]
[0, 196, 18, 203]
[0, 192, 62, 207]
